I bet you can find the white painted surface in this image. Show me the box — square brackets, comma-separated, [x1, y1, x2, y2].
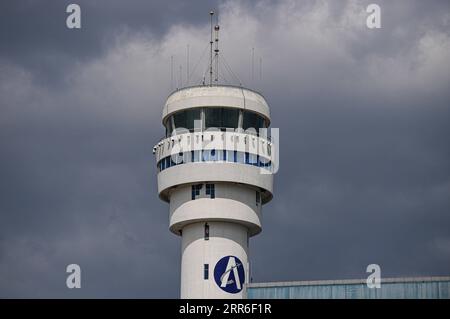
[155, 85, 275, 299]
[180, 221, 249, 299]
[157, 162, 273, 204]
[163, 85, 270, 123]
[154, 131, 273, 163]
[169, 183, 262, 236]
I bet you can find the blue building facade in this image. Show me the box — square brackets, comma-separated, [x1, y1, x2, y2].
[247, 277, 450, 299]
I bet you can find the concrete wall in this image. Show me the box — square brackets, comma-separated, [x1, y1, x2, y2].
[163, 85, 270, 123]
[181, 221, 249, 299]
[157, 162, 273, 204]
[169, 182, 262, 236]
[155, 85, 274, 299]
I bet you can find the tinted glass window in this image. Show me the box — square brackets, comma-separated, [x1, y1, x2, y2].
[236, 151, 245, 163]
[173, 109, 201, 132]
[185, 109, 201, 131]
[173, 111, 186, 130]
[243, 111, 256, 130]
[164, 117, 173, 137]
[205, 107, 239, 129]
[204, 223, 209, 240]
[226, 150, 235, 162]
[205, 108, 222, 129]
[157, 151, 272, 172]
[204, 264, 209, 279]
[243, 111, 266, 131]
[222, 108, 239, 128]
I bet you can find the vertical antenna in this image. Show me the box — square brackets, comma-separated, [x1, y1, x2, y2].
[186, 44, 190, 85]
[179, 65, 182, 89]
[251, 47, 255, 83]
[170, 55, 174, 91]
[209, 10, 214, 86]
[214, 24, 220, 83]
[259, 56, 262, 81]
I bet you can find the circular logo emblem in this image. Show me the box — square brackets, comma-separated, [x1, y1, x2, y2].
[213, 255, 245, 294]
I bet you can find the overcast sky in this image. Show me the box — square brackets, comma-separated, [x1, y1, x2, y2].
[0, 0, 449, 298]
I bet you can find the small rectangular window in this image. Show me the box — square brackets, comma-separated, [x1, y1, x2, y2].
[256, 191, 261, 206]
[210, 149, 217, 161]
[204, 264, 209, 280]
[192, 184, 202, 200]
[205, 184, 215, 199]
[170, 156, 176, 167]
[236, 151, 245, 163]
[226, 150, 235, 163]
[183, 151, 191, 164]
[204, 223, 209, 240]
[221, 150, 227, 161]
[202, 149, 217, 161]
[193, 150, 201, 162]
[246, 153, 258, 166]
[191, 185, 196, 200]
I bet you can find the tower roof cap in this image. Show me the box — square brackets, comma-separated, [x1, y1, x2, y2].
[162, 85, 270, 122]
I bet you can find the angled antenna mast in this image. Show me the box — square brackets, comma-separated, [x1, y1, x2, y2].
[186, 44, 190, 85]
[179, 65, 182, 88]
[214, 23, 220, 83]
[260, 56, 262, 81]
[209, 10, 214, 86]
[251, 47, 255, 82]
[170, 55, 174, 91]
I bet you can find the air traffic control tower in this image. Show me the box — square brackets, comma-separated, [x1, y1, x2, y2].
[153, 13, 277, 299]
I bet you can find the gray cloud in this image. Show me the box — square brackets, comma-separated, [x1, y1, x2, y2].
[0, 0, 449, 297]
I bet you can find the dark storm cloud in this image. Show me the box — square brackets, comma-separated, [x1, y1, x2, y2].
[0, 0, 222, 57]
[0, 0, 224, 84]
[0, 0, 449, 297]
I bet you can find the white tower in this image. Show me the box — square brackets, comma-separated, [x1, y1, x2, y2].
[153, 14, 276, 299]
[153, 85, 276, 298]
